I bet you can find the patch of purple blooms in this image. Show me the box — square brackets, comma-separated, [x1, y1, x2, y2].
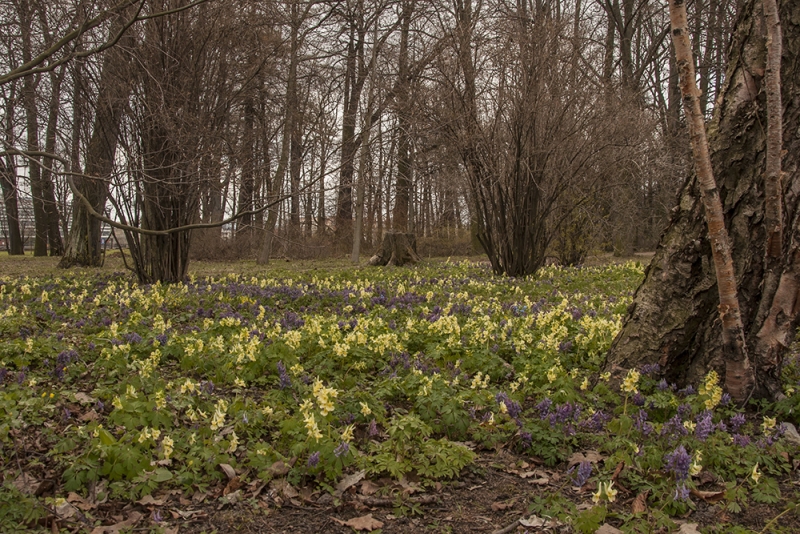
[568, 461, 592, 487]
[276, 361, 291, 389]
[334, 442, 350, 458]
[664, 445, 691, 482]
[307, 451, 320, 467]
[694, 411, 715, 442]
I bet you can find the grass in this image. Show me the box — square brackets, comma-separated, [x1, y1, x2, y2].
[0, 254, 796, 533]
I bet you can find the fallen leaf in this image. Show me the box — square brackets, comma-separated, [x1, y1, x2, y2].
[519, 515, 546, 528]
[360, 480, 380, 496]
[223, 476, 242, 496]
[678, 523, 702, 534]
[74, 392, 96, 404]
[163, 528, 179, 534]
[269, 460, 291, 477]
[137, 495, 166, 506]
[79, 410, 100, 422]
[567, 450, 605, 466]
[89, 511, 143, 534]
[595, 524, 624, 534]
[332, 514, 385, 532]
[336, 470, 366, 494]
[299, 486, 316, 502]
[632, 490, 649, 514]
[689, 488, 725, 503]
[611, 461, 625, 482]
[527, 477, 550, 485]
[219, 463, 236, 480]
[13, 473, 38, 495]
[491, 501, 513, 511]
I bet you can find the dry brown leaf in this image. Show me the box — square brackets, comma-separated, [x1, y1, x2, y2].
[269, 460, 291, 477]
[219, 463, 236, 479]
[360, 480, 380, 496]
[632, 490, 649, 514]
[13, 473, 38, 495]
[299, 486, 317, 502]
[519, 516, 546, 528]
[89, 511, 143, 534]
[336, 470, 366, 494]
[678, 523, 701, 534]
[137, 494, 166, 506]
[163, 527, 179, 534]
[611, 461, 625, 482]
[689, 488, 725, 503]
[74, 392, 96, 404]
[223, 476, 242, 496]
[332, 514, 385, 532]
[596, 524, 624, 534]
[527, 477, 550, 485]
[567, 450, 605, 467]
[79, 409, 100, 422]
[491, 501, 513, 511]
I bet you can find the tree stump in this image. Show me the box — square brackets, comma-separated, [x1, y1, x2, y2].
[368, 232, 420, 266]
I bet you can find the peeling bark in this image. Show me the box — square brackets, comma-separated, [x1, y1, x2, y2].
[605, 0, 800, 399]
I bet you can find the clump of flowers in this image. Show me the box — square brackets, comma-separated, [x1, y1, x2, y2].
[621, 368, 640, 394]
[592, 480, 617, 503]
[699, 370, 723, 409]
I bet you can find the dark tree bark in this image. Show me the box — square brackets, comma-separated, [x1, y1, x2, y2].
[605, 0, 800, 399]
[0, 158, 24, 255]
[59, 12, 134, 269]
[368, 231, 420, 266]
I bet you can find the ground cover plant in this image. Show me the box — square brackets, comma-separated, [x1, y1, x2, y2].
[1, 257, 800, 533]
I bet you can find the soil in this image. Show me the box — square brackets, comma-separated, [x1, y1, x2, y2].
[16, 446, 799, 534]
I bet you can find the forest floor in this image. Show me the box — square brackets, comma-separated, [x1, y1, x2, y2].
[2, 252, 798, 534]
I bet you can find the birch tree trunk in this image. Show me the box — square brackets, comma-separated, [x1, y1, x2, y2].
[605, 0, 800, 400]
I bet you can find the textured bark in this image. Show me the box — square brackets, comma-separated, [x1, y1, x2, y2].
[0, 158, 24, 255]
[668, 0, 753, 399]
[368, 231, 420, 266]
[59, 13, 134, 269]
[605, 0, 800, 398]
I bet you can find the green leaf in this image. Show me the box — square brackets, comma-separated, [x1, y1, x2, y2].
[154, 468, 173, 482]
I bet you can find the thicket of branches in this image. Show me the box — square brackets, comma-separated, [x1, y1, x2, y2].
[0, 0, 739, 280]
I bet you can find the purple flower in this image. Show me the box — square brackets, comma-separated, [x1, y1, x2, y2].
[0, 368, 7, 384]
[673, 483, 690, 501]
[520, 432, 532, 448]
[729, 413, 746, 432]
[368, 419, 379, 437]
[307, 451, 320, 467]
[720, 393, 732, 406]
[334, 442, 350, 458]
[641, 363, 660, 376]
[732, 434, 751, 447]
[657, 379, 669, 391]
[569, 461, 592, 487]
[633, 409, 653, 435]
[632, 393, 645, 407]
[664, 445, 691, 482]
[276, 361, 291, 390]
[695, 411, 715, 442]
[536, 398, 552, 419]
[661, 415, 689, 438]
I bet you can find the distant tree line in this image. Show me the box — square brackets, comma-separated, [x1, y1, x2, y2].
[0, 0, 738, 280]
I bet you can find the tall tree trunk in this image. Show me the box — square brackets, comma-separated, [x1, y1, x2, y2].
[0, 158, 24, 255]
[668, 0, 753, 400]
[392, 0, 415, 233]
[2, 84, 24, 255]
[19, 1, 47, 256]
[605, 0, 800, 400]
[59, 13, 134, 268]
[41, 66, 65, 256]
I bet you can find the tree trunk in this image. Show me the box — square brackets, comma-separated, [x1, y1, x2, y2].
[59, 13, 134, 269]
[0, 158, 24, 255]
[368, 231, 420, 266]
[605, 0, 800, 399]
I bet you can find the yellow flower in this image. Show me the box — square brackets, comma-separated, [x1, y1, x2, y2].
[683, 420, 696, 432]
[751, 463, 761, 484]
[227, 431, 238, 453]
[360, 402, 372, 416]
[234, 378, 246, 388]
[341, 425, 354, 443]
[112, 396, 123, 410]
[600, 372, 611, 382]
[621, 369, 640, 394]
[162, 435, 174, 459]
[762, 417, 776, 433]
[580, 377, 590, 391]
[592, 481, 617, 503]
